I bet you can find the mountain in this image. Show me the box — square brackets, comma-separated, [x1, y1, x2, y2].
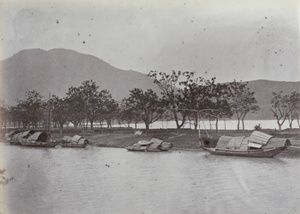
[246, 80, 300, 120]
[0, 48, 161, 104]
[1, 48, 299, 120]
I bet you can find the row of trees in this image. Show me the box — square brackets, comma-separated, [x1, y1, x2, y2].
[0, 71, 299, 132]
[271, 91, 300, 130]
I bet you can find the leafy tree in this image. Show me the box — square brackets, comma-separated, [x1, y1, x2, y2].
[270, 91, 289, 130]
[49, 95, 68, 134]
[66, 80, 116, 131]
[65, 87, 86, 129]
[207, 83, 232, 133]
[16, 90, 44, 128]
[96, 90, 118, 128]
[118, 99, 142, 128]
[79, 80, 102, 131]
[179, 72, 217, 130]
[8, 106, 23, 128]
[123, 88, 164, 133]
[285, 91, 300, 128]
[227, 80, 260, 130]
[148, 70, 188, 129]
[0, 100, 8, 130]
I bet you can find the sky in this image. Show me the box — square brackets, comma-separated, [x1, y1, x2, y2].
[0, 0, 299, 83]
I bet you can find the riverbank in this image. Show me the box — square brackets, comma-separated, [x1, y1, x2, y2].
[47, 128, 300, 157]
[2, 128, 299, 157]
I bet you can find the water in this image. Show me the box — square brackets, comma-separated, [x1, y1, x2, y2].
[136, 119, 296, 130]
[65, 119, 297, 130]
[0, 144, 299, 214]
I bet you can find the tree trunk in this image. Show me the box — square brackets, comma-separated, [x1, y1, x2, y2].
[145, 123, 150, 135]
[289, 120, 293, 129]
[237, 119, 240, 130]
[241, 115, 246, 130]
[277, 120, 282, 130]
[215, 118, 219, 135]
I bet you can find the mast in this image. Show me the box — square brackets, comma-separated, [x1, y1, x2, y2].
[47, 92, 51, 138]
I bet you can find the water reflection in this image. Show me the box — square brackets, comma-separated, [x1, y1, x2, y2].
[0, 145, 299, 214]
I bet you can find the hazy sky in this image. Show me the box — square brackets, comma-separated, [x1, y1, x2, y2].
[1, 0, 299, 82]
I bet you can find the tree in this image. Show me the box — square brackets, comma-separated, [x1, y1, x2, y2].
[96, 90, 118, 128]
[65, 87, 86, 129]
[118, 99, 142, 128]
[285, 91, 300, 128]
[227, 80, 260, 130]
[79, 80, 102, 131]
[270, 91, 289, 130]
[123, 88, 164, 133]
[49, 95, 68, 134]
[0, 100, 9, 130]
[207, 83, 232, 133]
[179, 72, 217, 130]
[16, 90, 44, 128]
[148, 70, 188, 129]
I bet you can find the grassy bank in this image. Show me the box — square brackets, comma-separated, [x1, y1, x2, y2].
[49, 128, 300, 149]
[1, 127, 299, 157]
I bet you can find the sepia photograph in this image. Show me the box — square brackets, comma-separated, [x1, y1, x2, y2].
[0, 0, 299, 213]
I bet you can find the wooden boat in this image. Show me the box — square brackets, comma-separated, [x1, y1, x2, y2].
[126, 138, 173, 152]
[5, 130, 58, 147]
[201, 146, 287, 158]
[60, 135, 89, 148]
[200, 131, 290, 158]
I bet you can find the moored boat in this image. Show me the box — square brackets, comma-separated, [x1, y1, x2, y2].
[126, 138, 173, 152]
[60, 135, 89, 148]
[200, 131, 290, 158]
[5, 130, 58, 147]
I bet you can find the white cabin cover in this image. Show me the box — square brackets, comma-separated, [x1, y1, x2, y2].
[248, 131, 272, 145]
[71, 135, 83, 144]
[226, 136, 246, 149]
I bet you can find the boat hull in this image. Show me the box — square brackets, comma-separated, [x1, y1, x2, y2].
[126, 147, 168, 152]
[20, 142, 58, 148]
[202, 146, 287, 158]
[61, 144, 87, 148]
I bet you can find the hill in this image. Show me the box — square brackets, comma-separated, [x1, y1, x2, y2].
[1, 48, 299, 120]
[0, 48, 160, 104]
[246, 80, 300, 119]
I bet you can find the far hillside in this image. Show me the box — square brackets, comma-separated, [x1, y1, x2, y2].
[246, 80, 300, 119]
[1, 48, 299, 120]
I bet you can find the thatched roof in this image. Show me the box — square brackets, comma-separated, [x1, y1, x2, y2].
[214, 131, 290, 150]
[27, 132, 48, 142]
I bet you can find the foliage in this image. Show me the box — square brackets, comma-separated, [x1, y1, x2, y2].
[65, 86, 86, 129]
[270, 91, 289, 130]
[148, 70, 189, 129]
[15, 90, 44, 128]
[227, 80, 260, 130]
[66, 80, 117, 130]
[285, 91, 300, 128]
[123, 88, 165, 132]
[96, 90, 118, 128]
[0, 100, 9, 130]
[254, 124, 262, 131]
[48, 95, 68, 132]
